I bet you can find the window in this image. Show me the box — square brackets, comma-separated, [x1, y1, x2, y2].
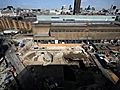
[34, 40, 37, 42]
[51, 40, 55, 44]
[38, 40, 40, 42]
[58, 40, 62, 44]
[51, 17, 60, 19]
[69, 30, 72, 32]
[65, 19, 75, 22]
[112, 17, 115, 19]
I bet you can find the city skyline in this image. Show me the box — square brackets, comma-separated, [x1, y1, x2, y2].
[0, 0, 120, 10]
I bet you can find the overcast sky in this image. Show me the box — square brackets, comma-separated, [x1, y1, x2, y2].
[0, 0, 120, 10]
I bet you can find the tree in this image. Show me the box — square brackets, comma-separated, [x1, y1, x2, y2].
[102, 8, 108, 13]
[116, 9, 119, 13]
[113, 6, 116, 10]
[87, 5, 91, 10]
[61, 6, 64, 10]
[91, 7, 95, 10]
[7, 6, 14, 10]
[69, 5, 72, 11]
[38, 9, 41, 12]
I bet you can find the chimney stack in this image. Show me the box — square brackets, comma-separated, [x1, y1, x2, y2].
[73, 0, 81, 15]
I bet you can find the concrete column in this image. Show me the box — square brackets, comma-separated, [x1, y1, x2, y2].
[12, 20, 17, 30]
[0, 20, 5, 30]
[6, 18, 11, 29]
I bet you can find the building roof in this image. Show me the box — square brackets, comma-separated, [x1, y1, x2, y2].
[37, 15, 116, 23]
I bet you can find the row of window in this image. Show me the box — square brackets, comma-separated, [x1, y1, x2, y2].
[34, 40, 55, 44]
[50, 29, 120, 32]
[34, 40, 103, 44]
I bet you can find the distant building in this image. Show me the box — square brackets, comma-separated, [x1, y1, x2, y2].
[1, 6, 17, 17]
[49, 10, 61, 15]
[32, 15, 120, 44]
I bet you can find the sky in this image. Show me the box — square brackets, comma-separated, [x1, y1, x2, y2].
[0, 0, 120, 10]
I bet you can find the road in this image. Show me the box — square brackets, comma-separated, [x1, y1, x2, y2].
[5, 45, 25, 74]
